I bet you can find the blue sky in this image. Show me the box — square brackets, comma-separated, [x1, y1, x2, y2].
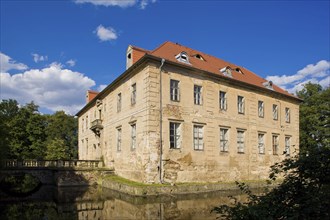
[1, 0, 329, 114]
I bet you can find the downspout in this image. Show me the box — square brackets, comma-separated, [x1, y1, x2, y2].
[159, 58, 165, 183]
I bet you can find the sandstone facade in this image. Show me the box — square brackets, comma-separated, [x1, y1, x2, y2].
[77, 42, 300, 183]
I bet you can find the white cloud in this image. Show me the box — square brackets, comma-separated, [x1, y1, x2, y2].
[95, 25, 118, 42]
[0, 63, 96, 114]
[66, 59, 76, 67]
[266, 60, 330, 94]
[97, 84, 107, 91]
[75, 0, 136, 8]
[0, 52, 28, 72]
[31, 53, 48, 63]
[75, 0, 156, 9]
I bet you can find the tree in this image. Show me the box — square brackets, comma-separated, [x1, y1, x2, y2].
[297, 83, 330, 153]
[45, 111, 78, 159]
[45, 138, 70, 160]
[213, 146, 330, 219]
[0, 99, 20, 160]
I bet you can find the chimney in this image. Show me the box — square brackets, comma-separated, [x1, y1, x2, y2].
[86, 90, 99, 103]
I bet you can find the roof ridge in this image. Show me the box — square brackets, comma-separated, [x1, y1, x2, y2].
[130, 45, 151, 53]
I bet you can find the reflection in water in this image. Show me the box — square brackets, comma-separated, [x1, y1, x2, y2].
[0, 185, 251, 219]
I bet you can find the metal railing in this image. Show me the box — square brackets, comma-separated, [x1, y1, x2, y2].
[1, 159, 102, 169]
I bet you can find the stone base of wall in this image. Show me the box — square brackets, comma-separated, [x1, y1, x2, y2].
[101, 175, 280, 196]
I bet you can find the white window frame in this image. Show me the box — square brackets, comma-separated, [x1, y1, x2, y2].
[238, 96, 245, 114]
[219, 91, 227, 111]
[193, 125, 204, 150]
[117, 93, 122, 112]
[131, 124, 136, 150]
[258, 101, 264, 118]
[272, 135, 279, 155]
[220, 128, 229, 152]
[237, 130, 245, 153]
[170, 79, 180, 101]
[273, 104, 278, 120]
[194, 85, 202, 105]
[285, 107, 290, 123]
[285, 136, 291, 156]
[169, 122, 181, 149]
[131, 83, 136, 105]
[117, 128, 122, 151]
[258, 133, 265, 154]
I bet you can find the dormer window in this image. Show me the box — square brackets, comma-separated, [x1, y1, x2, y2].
[263, 81, 274, 90]
[220, 66, 232, 77]
[194, 54, 204, 61]
[235, 67, 243, 74]
[175, 52, 190, 64]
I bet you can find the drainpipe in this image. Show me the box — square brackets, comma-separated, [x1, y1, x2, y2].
[159, 58, 165, 183]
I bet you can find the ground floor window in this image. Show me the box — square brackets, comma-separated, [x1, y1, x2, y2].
[193, 125, 204, 150]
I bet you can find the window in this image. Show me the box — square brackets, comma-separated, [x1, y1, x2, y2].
[131, 83, 136, 105]
[219, 91, 227, 111]
[273, 104, 278, 120]
[272, 135, 279, 155]
[220, 128, 229, 152]
[258, 133, 265, 154]
[258, 101, 264, 118]
[170, 122, 181, 149]
[238, 96, 245, 114]
[117, 93, 122, 112]
[82, 118, 84, 132]
[193, 125, 204, 150]
[194, 85, 202, 105]
[170, 80, 180, 101]
[237, 130, 245, 153]
[131, 124, 136, 150]
[176, 52, 190, 64]
[86, 116, 88, 130]
[285, 108, 290, 123]
[285, 137, 291, 156]
[117, 128, 122, 151]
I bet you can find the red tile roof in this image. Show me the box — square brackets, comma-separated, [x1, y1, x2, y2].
[133, 41, 298, 99]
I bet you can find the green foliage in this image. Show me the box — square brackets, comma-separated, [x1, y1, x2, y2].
[213, 147, 330, 219]
[297, 83, 330, 153]
[0, 99, 78, 160]
[213, 83, 330, 219]
[45, 138, 71, 160]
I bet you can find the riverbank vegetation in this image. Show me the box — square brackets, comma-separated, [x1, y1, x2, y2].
[213, 83, 330, 219]
[0, 100, 77, 161]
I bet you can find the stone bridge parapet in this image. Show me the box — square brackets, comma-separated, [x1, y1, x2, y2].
[0, 159, 114, 186]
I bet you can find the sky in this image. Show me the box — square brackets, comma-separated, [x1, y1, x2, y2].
[1, 0, 329, 115]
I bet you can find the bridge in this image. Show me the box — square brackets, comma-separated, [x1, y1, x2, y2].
[0, 159, 114, 186]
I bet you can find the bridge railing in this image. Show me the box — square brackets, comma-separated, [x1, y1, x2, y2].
[1, 159, 102, 169]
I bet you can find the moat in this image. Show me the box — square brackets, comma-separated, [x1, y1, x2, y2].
[0, 185, 251, 220]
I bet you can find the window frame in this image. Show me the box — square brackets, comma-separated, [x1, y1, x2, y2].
[170, 79, 180, 102]
[219, 91, 227, 111]
[285, 107, 290, 123]
[220, 128, 229, 152]
[169, 122, 181, 149]
[238, 96, 245, 114]
[258, 101, 264, 118]
[117, 127, 122, 151]
[285, 136, 291, 156]
[131, 123, 136, 150]
[131, 83, 136, 105]
[194, 85, 202, 105]
[272, 135, 279, 155]
[193, 125, 204, 150]
[273, 104, 278, 120]
[237, 130, 245, 153]
[117, 93, 122, 112]
[258, 133, 265, 154]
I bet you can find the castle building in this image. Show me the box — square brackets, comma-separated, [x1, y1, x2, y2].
[76, 42, 300, 183]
